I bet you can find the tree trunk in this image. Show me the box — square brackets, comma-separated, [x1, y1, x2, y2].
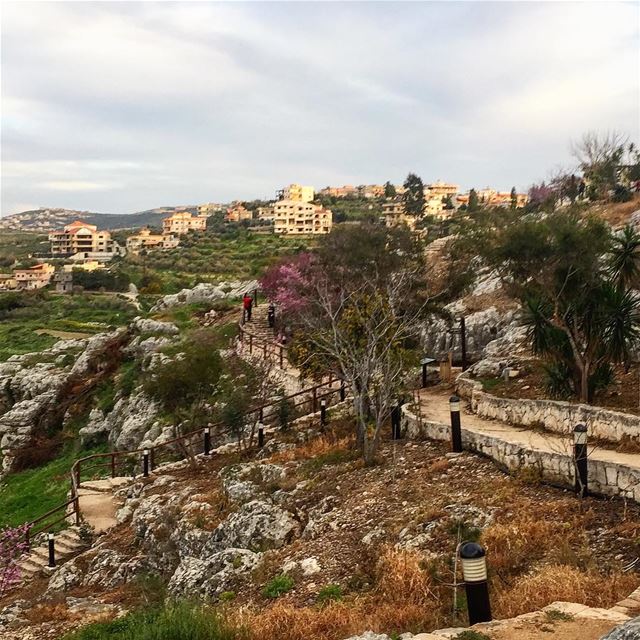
[580, 363, 590, 404]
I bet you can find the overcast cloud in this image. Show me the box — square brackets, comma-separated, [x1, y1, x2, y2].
[1, 1, 639, 215]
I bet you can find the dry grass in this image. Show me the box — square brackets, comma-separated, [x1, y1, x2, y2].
[482, 516, 581, 576]
[237, 547, 447, 640]
[269, 433, 355, 464]
[493, 565, 638, 618]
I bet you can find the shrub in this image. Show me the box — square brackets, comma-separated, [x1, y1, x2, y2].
[317, 584, 343, 604]
[262, 574, 295, 599]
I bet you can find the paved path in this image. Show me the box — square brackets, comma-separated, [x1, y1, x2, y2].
[418, 389, 640, 470]
[77, 477, 130, 534]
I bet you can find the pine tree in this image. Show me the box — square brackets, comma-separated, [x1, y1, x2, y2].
[510, 187, 517, 210]
[468, 188, 479, 212]
[384, 181, 396, 198]
[402, 173, 425, 216]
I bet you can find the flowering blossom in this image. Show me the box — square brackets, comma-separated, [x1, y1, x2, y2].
[0, 525, 30, 596]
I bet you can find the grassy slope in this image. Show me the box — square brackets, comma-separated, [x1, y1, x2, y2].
[123, 230, 312, 292]
[0, 442, 108, 527]
[0, 231, 49, 266]
[0, 292, 137, 361]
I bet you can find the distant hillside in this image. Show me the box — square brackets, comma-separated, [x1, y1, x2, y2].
[0, 206, 201, 232]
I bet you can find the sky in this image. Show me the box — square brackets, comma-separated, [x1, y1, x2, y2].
[1, 1, 639, 216]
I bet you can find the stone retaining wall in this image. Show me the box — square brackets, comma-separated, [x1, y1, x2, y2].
[401, 405, 640, 504]
[456, 373, 640, 444]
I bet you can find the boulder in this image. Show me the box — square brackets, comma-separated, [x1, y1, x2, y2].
[208, 499, 300, 551]
[168, 548, 260, 597]
[130, 317, 180, 336]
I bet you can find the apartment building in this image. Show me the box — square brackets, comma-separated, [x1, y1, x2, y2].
[318, 185, 359, 198]
[277, 184, 315, 202]
[381, 200, 417, 230]
[456, 188, 527, 208]
[49, 221, 113, 256]
[162, 212, 207, 235]
[425, 181, 459, 199]
[14, 263, 55, 290]
[225, 203, 253, 223]
[272, 200, 332, 235]
[126, 227, 180, 254]
[197, 202, 222, 217]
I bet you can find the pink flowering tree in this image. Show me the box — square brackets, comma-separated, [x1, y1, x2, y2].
[0, 525, 30, 596]
[259, 253, 316, 316]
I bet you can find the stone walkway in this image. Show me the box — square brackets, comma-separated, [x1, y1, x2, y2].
[417, 389, 640, 472]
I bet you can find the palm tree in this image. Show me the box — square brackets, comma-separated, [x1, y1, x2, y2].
[609, 225, 640, 290]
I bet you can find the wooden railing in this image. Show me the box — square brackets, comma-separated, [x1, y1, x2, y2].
[17, 376, 346, 550]
[238, 324, 287, 368]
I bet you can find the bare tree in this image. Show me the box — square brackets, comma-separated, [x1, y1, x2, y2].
[571, 130, 627, 171]
[298, 269, 427, 466]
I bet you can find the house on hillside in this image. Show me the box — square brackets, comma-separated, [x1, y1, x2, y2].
[126, 227, 180, 254]
[271, 199, 332, 235]
[14, 263, 55, 290]
[49, 220, 113, 256]
[162, 212, 207, 235]
[276, 183, 315, 203]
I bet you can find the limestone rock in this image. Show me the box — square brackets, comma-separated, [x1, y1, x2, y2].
[209, 499, 300, 551]
[131, 317, 179, 336]
[168, 548, 260, 597]
[151, 280, 258, 312]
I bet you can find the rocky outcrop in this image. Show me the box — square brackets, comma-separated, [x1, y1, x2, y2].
[168, 549, 260, 598]
[602, 616, 640, 639]
[130, 317, 179, 336]
[151, 280, 259, 312]
[421, 305, 522, 363]
[80, 388, 161, 450]
[208, 499, 300, 551]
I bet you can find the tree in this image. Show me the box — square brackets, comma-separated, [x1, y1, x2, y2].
[144, 329, 224, 418]
[486, 211, 640, 402]
[282, 225, 429, 465]
[510, 187, 517, 210]
[402, 173, 425, 216]
[571, 131, 627, 200]
[384, 181, 396, 198]
[468, 188, 479, 212]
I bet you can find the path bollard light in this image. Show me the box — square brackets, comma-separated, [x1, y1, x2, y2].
[142, 449, 150, 478]
[204, 427, 211, 456]
[258, 424, 265, 448]
[391, 399, 401, 440]
[320, 399, 327, 428]
[449, 395, 463, 453]
[460, 541, 492, 625]
[573, 424, 588, 498]
[48, 533, 56, 568]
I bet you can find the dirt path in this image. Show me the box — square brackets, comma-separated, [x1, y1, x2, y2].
[418, 389, 640, 469]
[76, 478, 130, 534]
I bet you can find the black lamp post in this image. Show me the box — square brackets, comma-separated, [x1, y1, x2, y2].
[460, 541, 492, 625]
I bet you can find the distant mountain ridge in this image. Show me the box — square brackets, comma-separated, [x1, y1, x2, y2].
[0, 206, 200, 232]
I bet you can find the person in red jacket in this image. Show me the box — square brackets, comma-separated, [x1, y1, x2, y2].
[243, 292, 253, 322]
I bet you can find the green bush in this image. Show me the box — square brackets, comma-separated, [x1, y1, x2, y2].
[317, 583, 343, 604]
[62, 602, 245, 640]
[262, 574, 294, 598]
